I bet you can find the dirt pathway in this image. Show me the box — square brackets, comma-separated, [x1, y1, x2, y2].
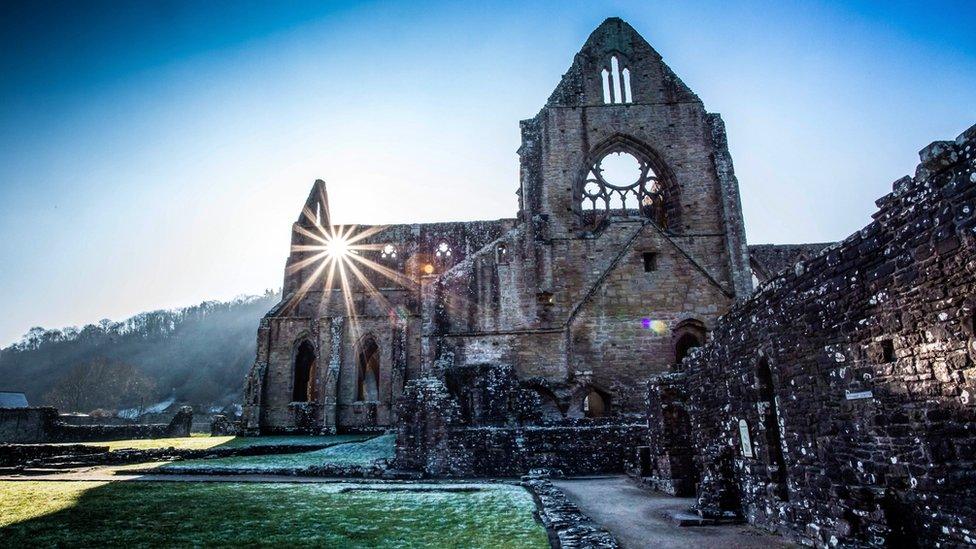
[552, 476, 793, 548]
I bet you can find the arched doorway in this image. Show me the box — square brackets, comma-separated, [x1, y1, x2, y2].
[583, 388, 608, 418]
[675, 333, 702, 363]
[292, 340, 316, 402]
[356, 336, 380, 402]
[757, 358, 788, 500]
[673, 319, 706, 369]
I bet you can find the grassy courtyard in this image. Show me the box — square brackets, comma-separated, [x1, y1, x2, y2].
[158, 434, 395, 472]
[0, 480, 548, 548]
[62, 433, 370, 452]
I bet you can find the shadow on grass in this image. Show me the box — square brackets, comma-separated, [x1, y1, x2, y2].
[155, 434, 396, 473]
[0, 480, 550, 548]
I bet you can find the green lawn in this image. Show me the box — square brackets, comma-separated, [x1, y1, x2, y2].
[160, 434, 395, 472]
[61, 434, 369, 452]
[0, 480, 550, 548]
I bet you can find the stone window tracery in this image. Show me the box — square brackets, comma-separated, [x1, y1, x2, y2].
[580, 149, 666, 227]
[435, 242, 452, 258]
[381, 244, 397, 259]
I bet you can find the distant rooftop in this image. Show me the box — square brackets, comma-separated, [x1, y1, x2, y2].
[0, 391, 29, 408]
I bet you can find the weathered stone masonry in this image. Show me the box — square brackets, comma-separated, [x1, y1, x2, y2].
[651, 124, 976, 547]
[245, 16, 752, 470]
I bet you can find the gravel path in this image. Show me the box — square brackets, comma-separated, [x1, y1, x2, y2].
[553, 476, 794, 548]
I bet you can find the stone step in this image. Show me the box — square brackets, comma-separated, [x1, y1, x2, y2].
[380, 469, 424, 480]
[662, 510, 717, 527]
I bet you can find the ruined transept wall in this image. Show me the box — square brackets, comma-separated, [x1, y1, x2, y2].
[421, 19, 749, 415]
[246, 219, 513, 433]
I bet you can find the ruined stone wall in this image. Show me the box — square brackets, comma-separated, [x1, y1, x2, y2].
[247, 17, 751, 434]
[394, 377, 644, 477]
[247, 217, 513, 434]
[411, 18, 750, 415]
[679, 124, 976, 547]
[0, 407, 56, 443]
[0, 406, 192, 443]
[642, 372, 698, 496]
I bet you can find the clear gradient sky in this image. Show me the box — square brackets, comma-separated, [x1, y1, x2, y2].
[1, 0, 974, 346]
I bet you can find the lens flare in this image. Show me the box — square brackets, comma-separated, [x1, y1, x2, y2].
[284, 195, 427, 341]
[642, 318, 669, 335]
[327, 236, 350, 258]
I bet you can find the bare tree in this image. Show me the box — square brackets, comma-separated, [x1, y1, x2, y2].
[43, 359, 156, 413]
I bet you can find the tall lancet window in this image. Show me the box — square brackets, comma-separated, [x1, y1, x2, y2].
[601, 55, 633, 104]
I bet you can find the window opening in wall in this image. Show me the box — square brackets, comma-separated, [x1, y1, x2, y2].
[881, 339, 895, 363]
[496, 243, 508, 264]
[757, 359, 789, 501]
[610, 56, 623, 105]
[622, 67, 633, 103]
[675, 333, 702, 364]
[435, 242, 452, 258]
[583, 389, 607, 418]
[642, 252, 657, 272]
[381, 244, 397, 259]
[601, 55, 633, 104]
[356, 337, 380, 402]
[580, 148, 666, 228]
[292, 340, 316, 402]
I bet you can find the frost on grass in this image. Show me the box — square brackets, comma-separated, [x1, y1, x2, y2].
[161, 434, 395, 472]
[54, 434, 368, 452]
[0, 480, 549, 548]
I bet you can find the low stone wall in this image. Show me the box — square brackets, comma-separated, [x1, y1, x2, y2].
[394, 377, 645, 477]
[439, 424, 645, 478]
[0, 406, 192, 443]
[523, 479, 620, 548]
[0, 407, 58, 443]
[665, 124, 976, 547]
[0, 443, 107, 467]
[0, 439, 348, 469]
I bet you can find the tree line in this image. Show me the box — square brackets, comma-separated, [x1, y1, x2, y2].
[0, 290, 280, 413]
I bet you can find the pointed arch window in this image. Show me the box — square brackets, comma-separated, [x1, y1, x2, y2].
[292, 340, 316, 402]
[356, 336, 380, 402]
[580, 145, 668, 228]
[601, 55, 633, 104]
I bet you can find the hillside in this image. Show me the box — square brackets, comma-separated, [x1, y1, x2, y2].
[0, 291, 281, 412]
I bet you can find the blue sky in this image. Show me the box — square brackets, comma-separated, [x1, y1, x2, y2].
[1, 0, 974, 345]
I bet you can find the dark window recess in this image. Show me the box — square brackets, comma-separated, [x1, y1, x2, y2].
[293, 341, 316, 402]
[643, 252, 657, 272]
[881, 339, 895, 363]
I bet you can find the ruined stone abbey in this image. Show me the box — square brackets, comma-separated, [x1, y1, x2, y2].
[242, 18, 976, 547]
